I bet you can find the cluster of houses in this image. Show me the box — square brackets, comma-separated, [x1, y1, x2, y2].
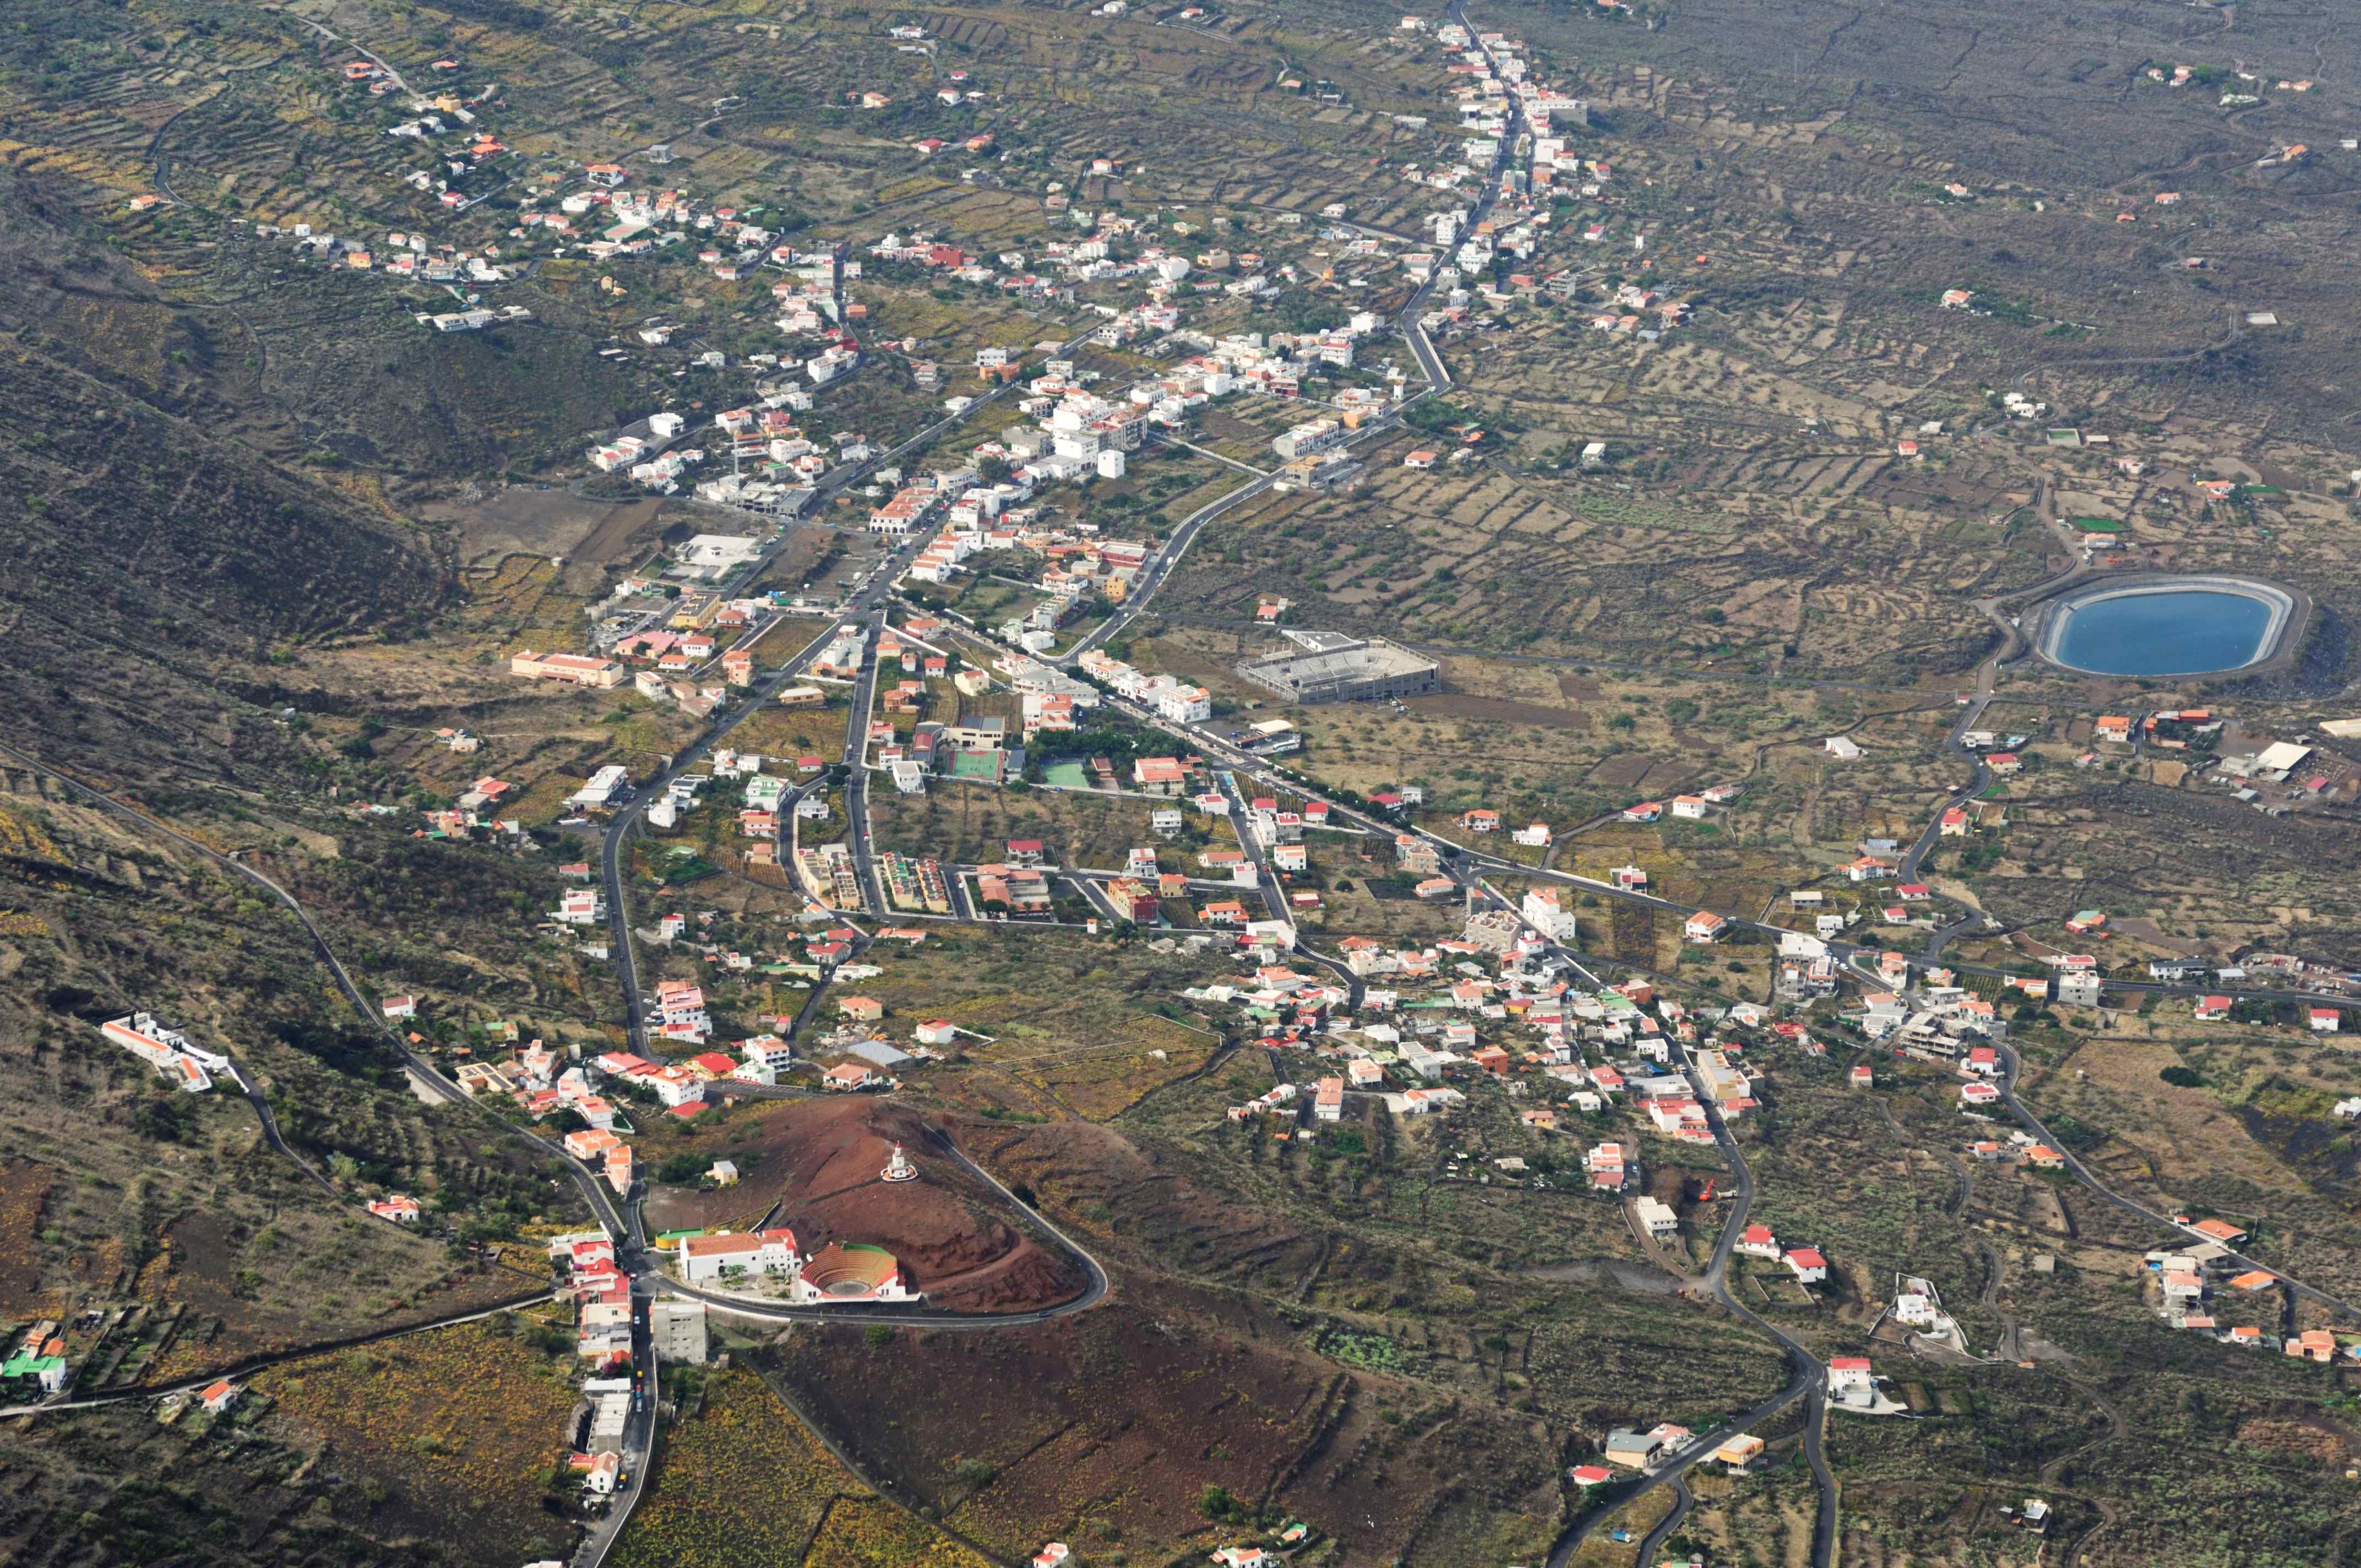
[518, 581, 792, 718]
[1847, 971, 2002, 1058]
[1183, 889, 1872, 1199]
[862, 328, 1396, 619]
[2139, 1225, 2349, 1359]
[1386, 20, 1700, 334]
[964, 526, 1161, 652]
[545, 1230, 711, 1497]
[879, 852, 956, 914]
[1960, 1128, 2067, 1174]
[437, 999, 894, 1198]
[864, 224, 1182, 306]
[701, 395, 857, 503]
[588, 412, 713, 493]
[1075, 648, 1212, 722]
[522, 165, 825, 292]
[264, 58, 531, 301]
[406, 774, 529, 843]
[4, 1319, 74, 1396]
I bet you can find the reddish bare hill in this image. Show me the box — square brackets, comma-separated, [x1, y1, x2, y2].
[644, 1098, 1084, 1314]
[954, 1114, 1332, 1290]
[758, 1279, 1568, 1568]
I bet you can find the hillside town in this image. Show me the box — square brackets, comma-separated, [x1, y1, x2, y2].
[21, 5, 2361, 1568]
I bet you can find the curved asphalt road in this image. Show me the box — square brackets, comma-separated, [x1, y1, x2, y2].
[1638, 1476, 1693, 1567]
[1544, 1042, 1836, 1567]
[2, 1288, 559, 1418]
[1993, 1042, 2361, 1321]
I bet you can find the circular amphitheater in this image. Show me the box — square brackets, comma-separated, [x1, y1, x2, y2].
[800, 1241, 906, 1300]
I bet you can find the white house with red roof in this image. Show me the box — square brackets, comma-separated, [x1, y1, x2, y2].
[1586, 1141, 1628, 1190]
[1786, 1246, 1830, 1284]
[567, 1234, 615, 1271]
[646, 1065, 706, 1107]
[1736, 1223, 1781, 1260]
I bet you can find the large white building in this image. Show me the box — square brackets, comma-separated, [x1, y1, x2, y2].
[100, 1013, 226, 1092]
[1521, 886, 1577, 940]
[677, 1228, 802, 1284]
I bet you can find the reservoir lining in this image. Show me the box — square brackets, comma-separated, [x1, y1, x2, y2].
[2033, 575, 2299, 678]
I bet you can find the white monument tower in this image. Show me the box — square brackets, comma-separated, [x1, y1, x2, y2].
[880, 1142, 917, 1183]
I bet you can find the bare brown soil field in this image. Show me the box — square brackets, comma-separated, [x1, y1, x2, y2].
[872, 782, 1171, 869]
[1407, 690, 1593, 731]
[2042, 1036, 2310, 1201]
[427, 488, 664, 573]
[0, 1157, 57, 1316]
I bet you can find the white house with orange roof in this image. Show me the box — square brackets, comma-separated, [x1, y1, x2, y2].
[1683, 911, 1728, 944]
